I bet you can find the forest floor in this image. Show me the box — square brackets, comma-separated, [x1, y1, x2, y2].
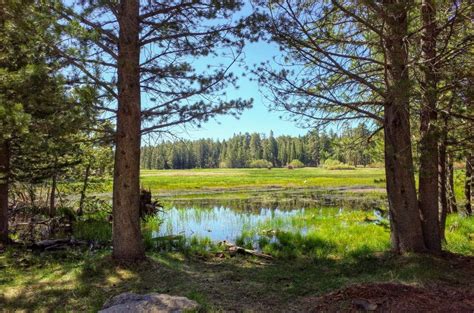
[1, 248, 473, 312]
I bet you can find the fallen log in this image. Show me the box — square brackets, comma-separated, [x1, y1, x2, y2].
[30, 238, 87, 251]
[152, 235, 184, 241]
[219, 240, 273, 260]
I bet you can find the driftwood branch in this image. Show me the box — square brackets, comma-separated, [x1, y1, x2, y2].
[219, 240, 273, 260]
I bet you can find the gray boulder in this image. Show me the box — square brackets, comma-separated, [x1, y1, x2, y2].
[99, 292, 199, 313]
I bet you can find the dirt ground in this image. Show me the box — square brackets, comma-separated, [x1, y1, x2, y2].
[302, 283, 474, 312]
[300, 254, 474, 312]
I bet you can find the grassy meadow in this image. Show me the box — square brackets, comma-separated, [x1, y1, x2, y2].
[142, 167, 467, 197]
[139, 167, 387, 193]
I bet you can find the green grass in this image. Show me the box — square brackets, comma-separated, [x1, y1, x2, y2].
[236, 209, 473, 259]
[445, 214, 474, 254]
[236, 207, 390, 259]
[139, 167, 386, 193]
[74, 220, 112, 243]
[1, 239, 472, 312]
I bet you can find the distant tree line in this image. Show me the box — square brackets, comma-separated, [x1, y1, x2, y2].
[140, 124, 383, 169]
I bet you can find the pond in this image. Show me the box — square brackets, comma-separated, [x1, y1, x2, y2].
[156, 206, 308, 243]
[154, 189, 388, 245]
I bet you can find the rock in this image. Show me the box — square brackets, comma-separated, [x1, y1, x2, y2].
[352, 299, 378, 311]
[99, 292, 199, 313]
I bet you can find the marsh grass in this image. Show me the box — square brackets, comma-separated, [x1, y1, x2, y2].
[72, 205, 472, 260]
[236, 209, 472, 259]
[73, 215, 164, 249]
[235, 207, 390, 259]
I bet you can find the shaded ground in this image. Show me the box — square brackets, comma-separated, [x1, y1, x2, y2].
[304, 283, 474, 312]
[1, 248, 473, 312]
[302, 253, 474, 312]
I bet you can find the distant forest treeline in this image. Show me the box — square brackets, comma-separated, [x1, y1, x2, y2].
[140, 123, 384, 169]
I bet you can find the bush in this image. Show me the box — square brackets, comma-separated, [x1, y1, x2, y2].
[288, 159, 304, 168]
[73, 219, 112, 243]
[219, 160, 231, 168]
[368, 162, 385, 168]
[322, 159, 355, 170]
[249, 159, 273, 168]
[142, 215, 164, 250]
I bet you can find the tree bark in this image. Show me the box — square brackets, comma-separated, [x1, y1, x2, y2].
[447, 154, 458, 213]
[0, 141, 10, 245]
[418, 0, 441, 252]
[112, 0, 145, 262]
[78, 161, 91, 216]
[438, 116, 448, 241]
[382, 0, 426, 253]
[466, 153, 473, 215]
[49, 171, 57, 217]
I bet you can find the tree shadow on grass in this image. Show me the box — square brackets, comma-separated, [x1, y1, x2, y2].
[1, 243, 472, 312]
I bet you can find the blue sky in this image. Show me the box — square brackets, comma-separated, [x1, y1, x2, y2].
[171, 40, 308, 141]
[156, 4, 308, 141]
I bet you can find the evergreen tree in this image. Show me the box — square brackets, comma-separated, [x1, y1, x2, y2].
[54, 0, 260, 261]
[1, 1, 100, 243]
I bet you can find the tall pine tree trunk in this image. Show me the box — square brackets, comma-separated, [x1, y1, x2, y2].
[0, 0, 9, 246]
[0, 141, 10, 245]
[49, 167, 57, 217]
[383, 0, 426, 253]
[112, 0, 145, 262]
[466, 153, 473, 215]
[418, 0, 441, 252]
[439, 115, 448, 241]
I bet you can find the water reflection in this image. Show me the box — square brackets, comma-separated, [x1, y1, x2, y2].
[167, 189, 385, 212]
[152, 188, 388, 244]
[156, 206, 306, 242]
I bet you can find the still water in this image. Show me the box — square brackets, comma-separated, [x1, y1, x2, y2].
[157, 206, 307, 242]
[155, 189, 387, 243]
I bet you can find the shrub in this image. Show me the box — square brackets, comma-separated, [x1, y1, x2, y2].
[288, 159, 305, 168]
[73, 219, 112, 243]
[219, 160, 231, 168]
[142, 215, 164, 250]
[139, 189, 163, 220]
[322, 159, 355, 170]
[368, 162, 385, 168]
[249, 159, 273, 168]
